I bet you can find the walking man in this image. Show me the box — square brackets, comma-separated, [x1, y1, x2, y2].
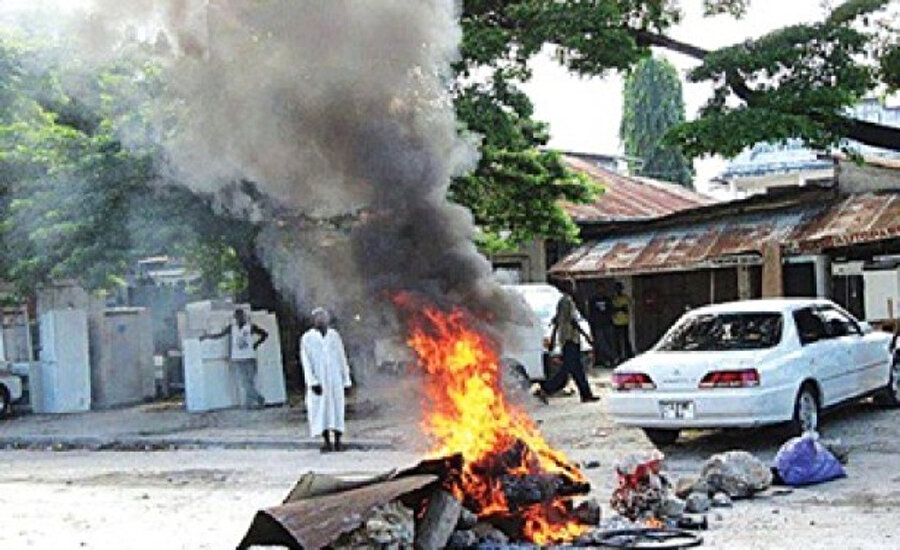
[612, 282, 634, 364]
[201, 308, 268, 409]
[300, 307, 352, 452]
[537, 293, 599, 403]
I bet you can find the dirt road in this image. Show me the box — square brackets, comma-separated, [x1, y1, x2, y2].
[1, 388, 899, 549]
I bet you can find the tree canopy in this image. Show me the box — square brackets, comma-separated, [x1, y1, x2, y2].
[620, 56, 694, 186]
[459, 0, 899, 158]
[1, 0, 898, 295]
[0, 34, 252, 295]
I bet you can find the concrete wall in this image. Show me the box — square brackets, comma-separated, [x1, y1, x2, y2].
[491, 238, 548, 283]
[838, 162, 900, 194]
[36, 281, 105, 316]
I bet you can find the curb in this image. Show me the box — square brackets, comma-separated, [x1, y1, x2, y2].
[0, 435, 396, 452]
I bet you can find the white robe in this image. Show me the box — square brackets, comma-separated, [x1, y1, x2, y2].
[300, 328, 352, 437]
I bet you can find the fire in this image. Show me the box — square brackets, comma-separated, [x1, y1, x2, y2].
[401, 300, 588, 543]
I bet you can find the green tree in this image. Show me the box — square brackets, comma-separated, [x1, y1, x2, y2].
[0, 34, 251, 296]
[620, 57, 694, 186]
[458, 0, 899, 157]
[453, 4, 599, 252]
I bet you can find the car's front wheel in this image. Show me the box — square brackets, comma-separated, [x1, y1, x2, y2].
[643, 428, 680, 446]
[790, 384, 820, 435]
[874, 357, 900, 408]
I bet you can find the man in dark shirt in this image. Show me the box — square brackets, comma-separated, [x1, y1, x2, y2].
[589, 292, 616, 368]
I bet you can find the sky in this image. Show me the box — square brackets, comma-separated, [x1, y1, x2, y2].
[522, 0, 830, 194]
[0, 0, 859, 195]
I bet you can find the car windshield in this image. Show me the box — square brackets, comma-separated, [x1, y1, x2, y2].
[657, 312, 784, 352]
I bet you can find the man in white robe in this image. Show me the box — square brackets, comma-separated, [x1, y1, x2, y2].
[300, 307, 352, 452]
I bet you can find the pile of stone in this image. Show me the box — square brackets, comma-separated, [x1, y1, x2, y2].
[675, 450, 773, 508]
[608, 449, 772, 530]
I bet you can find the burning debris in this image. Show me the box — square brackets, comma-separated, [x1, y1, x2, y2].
[241, 299, 603, 548]
[399, 298, 594, 544]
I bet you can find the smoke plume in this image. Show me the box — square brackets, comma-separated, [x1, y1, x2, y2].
[3, 0, 528, 361]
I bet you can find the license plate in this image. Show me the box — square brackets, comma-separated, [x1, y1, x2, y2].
[659, 401, 695, 420]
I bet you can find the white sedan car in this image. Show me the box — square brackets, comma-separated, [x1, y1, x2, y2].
[608, 299, 898, 445]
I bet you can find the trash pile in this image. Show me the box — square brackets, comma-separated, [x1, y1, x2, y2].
[237, 455, 707, 549]
[236, 438, 847, 548]
[237, 456, 607, 550]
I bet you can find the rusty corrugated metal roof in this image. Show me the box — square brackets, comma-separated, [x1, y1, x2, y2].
[551, 192, 900, 278]
[790, 193, 900, 252]
[560, 155, 713, 222]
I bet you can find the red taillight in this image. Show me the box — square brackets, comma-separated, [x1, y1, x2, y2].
[613, 372, 656, 391]
[699, 369, 760, 389]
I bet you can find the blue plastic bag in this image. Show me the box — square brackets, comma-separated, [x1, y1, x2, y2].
[773, 434, 846, 487]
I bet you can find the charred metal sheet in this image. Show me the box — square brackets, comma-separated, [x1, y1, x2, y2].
[238, 474, 437, 550]
[560, 156, 712, 222]
[282, 470, 397, 504]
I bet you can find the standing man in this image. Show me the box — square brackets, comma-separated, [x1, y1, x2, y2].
[589, 289, 616, 368]
[537, 292, 599, 403]
[300, 307, 352, 453]
[612, 282, 634, 364]
[201, 308, 268, 409]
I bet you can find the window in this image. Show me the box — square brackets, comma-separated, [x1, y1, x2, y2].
[817, 306, 861, 338]
[657, 312, 784, 351]
[793, 308, 828, 345]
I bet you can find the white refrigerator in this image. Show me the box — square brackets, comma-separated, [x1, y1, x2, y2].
[33, 310, 91, 413]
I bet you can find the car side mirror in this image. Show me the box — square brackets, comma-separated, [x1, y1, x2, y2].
[858, 321, 873, 334]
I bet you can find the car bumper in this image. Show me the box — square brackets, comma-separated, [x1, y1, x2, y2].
[607, 385, 796, 429]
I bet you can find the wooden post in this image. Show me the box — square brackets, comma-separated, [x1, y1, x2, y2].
[761, 240, 784, 298]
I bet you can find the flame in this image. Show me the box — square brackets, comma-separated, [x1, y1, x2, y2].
[401, 301, 588, 543]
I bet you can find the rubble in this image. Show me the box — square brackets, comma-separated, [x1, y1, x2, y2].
[820, 438, 850, 465]
[456, 507, 478, 531]
[661, 496, 686, 518]
[711, 492, 733, 508]
[414, 490, 462, 550]
[675, 513, 709, 531]
[572, 498, 602, 525]
[333, 501, 414, 549]
[446, 530, 478, 549]
[685, 493, 710, 514]
[675, 476, 699, 499]
[700, 451, 772, 499]
[472, 522, 509, 544]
